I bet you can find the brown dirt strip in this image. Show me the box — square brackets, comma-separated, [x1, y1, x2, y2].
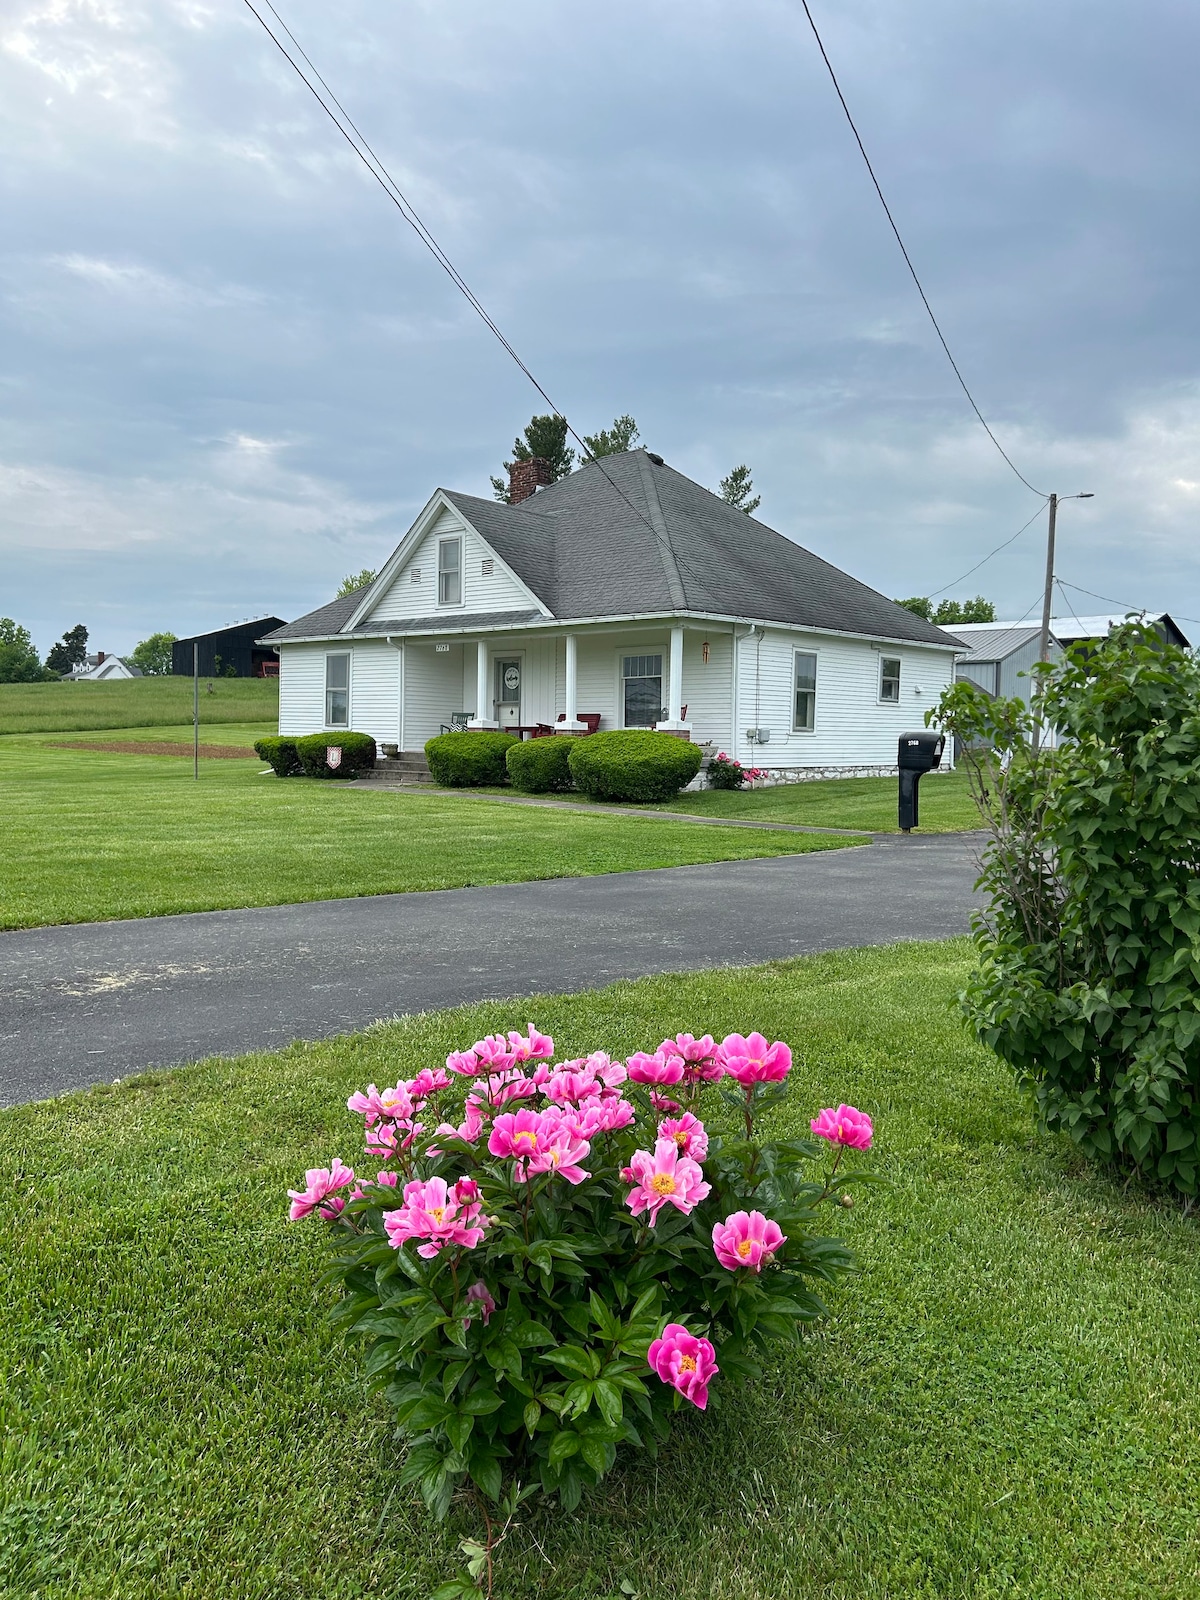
[51, 740, 257, 759]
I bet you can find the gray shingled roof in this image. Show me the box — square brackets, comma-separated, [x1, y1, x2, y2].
[264, 450, 959, 648]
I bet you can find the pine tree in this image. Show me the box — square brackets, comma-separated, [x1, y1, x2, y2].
[45, 624, 89, 675]
[718, 464, 761, 515]
[582, 415, 639, 460]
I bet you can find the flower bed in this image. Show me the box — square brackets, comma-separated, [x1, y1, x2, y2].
[705, 752, 765, 790]
[290, 1026, 873, 1597]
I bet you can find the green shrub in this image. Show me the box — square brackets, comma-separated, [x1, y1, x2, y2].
[567, 729, 703, 804]
[253, 736, 302, 777]
[935, 621, 1200, 1199]
[505, 735, 575, 793]
[294, 731, 376, 780]
[425, 730, 517, 787]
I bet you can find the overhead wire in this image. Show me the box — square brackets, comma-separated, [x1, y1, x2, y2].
[794, 1, 1046, 498]
[925, 501, 1048, 601]
[1055, 578, 1200, 629]
[243, 0, 730, 617]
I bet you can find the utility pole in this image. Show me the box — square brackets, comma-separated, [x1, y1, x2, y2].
[1038, 492, 1058, 664]
[193, 641, 199, 781]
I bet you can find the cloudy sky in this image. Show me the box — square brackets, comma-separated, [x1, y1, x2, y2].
[3, 0, 1199, 655]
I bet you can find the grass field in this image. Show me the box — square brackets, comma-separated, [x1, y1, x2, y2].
[0, 675, 278, 734]
[664, 770, 982, 833]
[3, 941, 1197, 1599]
[0, 733, 861, 929]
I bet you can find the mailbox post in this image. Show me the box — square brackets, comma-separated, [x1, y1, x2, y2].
[897, 730, 945, 832]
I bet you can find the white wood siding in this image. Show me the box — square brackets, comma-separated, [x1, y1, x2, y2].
[347, 640, 400, 746]
[403, 641, 469, 747]
[278, 643, 327, 735]
[679, 629, 733, 749]
[731, 629, 954, 768]
[364, 508, 535, 623]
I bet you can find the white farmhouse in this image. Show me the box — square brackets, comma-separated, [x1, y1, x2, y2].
[260, 449, 960, 776]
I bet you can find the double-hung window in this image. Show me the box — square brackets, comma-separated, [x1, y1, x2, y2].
[438, 537, 462, 606]
[879, 655, 901, 703]
[622, 654, 663, 727]
[793, 651, 817, 732]
[325, 652, 350, 727]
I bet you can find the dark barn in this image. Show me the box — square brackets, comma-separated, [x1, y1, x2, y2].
[171, 617, 287, 678]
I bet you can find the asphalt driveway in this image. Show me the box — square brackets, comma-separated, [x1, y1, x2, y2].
[0, 832, 982, 1107]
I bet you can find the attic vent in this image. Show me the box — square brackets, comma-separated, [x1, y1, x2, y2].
[481, 558, 494, 576]
[410, 568, 422, 583]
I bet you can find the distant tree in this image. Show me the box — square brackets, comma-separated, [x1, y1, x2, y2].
[582, 414, 640, 460]
[336, 569, 377, 598]
[130, 631, 177, 675]
[896, 595, 996, 625]
[0, 618, 51, 683]
[491, 414, 575, 501]
[45, 623, 89, 676]
[718, 464, 761, 515]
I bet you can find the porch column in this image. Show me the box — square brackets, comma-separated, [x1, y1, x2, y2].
[467, 639, 498, 729]
[556, 633, 586, 733]
[655, 624, 692, 733]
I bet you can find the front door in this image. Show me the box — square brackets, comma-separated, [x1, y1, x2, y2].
[494, 657, 521, 729]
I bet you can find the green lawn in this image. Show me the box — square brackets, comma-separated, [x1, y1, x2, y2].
[3, 941, 1197, 1599]
[0, 735, 861, 930]
[664, 770, 982, 833]
[0, 675, 278, 734]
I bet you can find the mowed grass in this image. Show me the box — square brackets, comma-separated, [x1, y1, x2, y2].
[3, 941, 1199, 1599]
[664, 769, 982, 832]
[0, 675, 278, 734]
[0, 737, 860, 930]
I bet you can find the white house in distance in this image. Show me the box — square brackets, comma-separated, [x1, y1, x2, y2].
[260, 449, 961, 777]
[65, 652, 142, 681]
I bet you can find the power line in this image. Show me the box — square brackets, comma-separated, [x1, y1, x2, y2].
[242, 1, 728, 617]
[925, 501, 1048, 600]
[795, 1, 1046, 498]
[1055, 578, 1200, 629]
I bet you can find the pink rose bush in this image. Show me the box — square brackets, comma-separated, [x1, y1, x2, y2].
[288, 1024, 874, 1545]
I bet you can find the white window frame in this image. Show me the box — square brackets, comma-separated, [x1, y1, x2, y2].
[879, 654, 902, 704]
[618, 648, 666, 729]
[325, 651, 350, 728]
[437, 536, 463, 608]
[792, 649, 817, 733]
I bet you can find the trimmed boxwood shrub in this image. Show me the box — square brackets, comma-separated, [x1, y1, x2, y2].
[506, 735, 575, 793]
[567, 729, 703, 804]
[425, 730, 518, 787]
[253, 736, 302, 777]
[294, 731, 377, 779]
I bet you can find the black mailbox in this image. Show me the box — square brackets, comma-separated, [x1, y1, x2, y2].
[898, 730, 945, 831]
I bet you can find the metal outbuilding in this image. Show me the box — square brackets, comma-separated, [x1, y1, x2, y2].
[171, 617, 287, 678]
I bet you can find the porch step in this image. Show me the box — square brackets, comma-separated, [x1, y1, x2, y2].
[368, 750, 433, 785]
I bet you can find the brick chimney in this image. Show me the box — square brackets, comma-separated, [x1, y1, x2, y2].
[508, 457, 554, 505]
[96, 651, 106, 664]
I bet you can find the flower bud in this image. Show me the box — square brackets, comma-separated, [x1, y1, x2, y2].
[839, 1192, 854, 1209]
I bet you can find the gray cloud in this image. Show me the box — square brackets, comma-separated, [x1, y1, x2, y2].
[3, 0, 1200, 655]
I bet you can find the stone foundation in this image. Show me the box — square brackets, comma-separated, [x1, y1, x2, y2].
[688, 761, 955, 791]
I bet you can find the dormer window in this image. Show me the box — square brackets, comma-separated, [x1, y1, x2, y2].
[438, 537, 462, 606]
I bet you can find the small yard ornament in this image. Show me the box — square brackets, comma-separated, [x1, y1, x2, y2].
[326, 746, 342, 770]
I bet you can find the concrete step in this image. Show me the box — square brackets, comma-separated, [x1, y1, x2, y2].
[367, 751, 433, 785]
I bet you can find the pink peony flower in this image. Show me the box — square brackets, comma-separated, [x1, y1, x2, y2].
[446, 1048, 481, 1077]
[346, 1085, 389, 1126]
[626, 1049, 686, 1086]
[525, 1127, 592, 1186]
[487, 1106, 549, 1162]
[716, 1032, 792, 1086]
[287, 1158, 356, 1221]
[383, 1176, 489, 1258]
[662, 1033, 722, 1082]
[810, 1104, 874, 1150]
[405, 1067, 451, 1100]
[657, 1111, 709, 1160]
[649, 1090, 682, 1115]
[712, 1209, 786, 1272]
[647, 1322, 719, 1410]
[464, 1280, 496, 1326]
[349, 1169, 401, 1201]
[543, 1064, 603, 1105]
[624, 1138, 710, 1223]
[507, 1025, 555, 1062]
[377, 1083, 417, 1120]
[571, 1097, 636, 1140]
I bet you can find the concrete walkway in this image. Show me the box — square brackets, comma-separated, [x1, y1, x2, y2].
[0, 832, 983, 1108]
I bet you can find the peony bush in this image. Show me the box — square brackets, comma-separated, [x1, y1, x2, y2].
[289, 1024, 873, 1593]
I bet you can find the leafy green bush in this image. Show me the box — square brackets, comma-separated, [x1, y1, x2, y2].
[505, 736, 575, 793]
[425, 731, 517, 787]
[935, 621, 1200, 1198]
[567, 730, 703, 804]
[289, 1024, 872, 1593]
[294, 731, 376, 779]
[253, 736, 302, 777]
